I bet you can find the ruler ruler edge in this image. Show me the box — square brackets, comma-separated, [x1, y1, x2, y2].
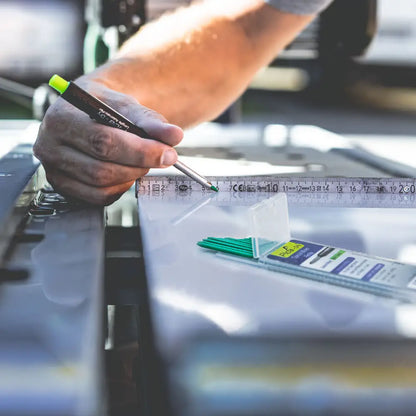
[137, 176, 416, 193]
[137, 175, 416, 182]
[136, 176, 416, 208]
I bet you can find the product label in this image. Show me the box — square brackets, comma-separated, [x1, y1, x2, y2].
[270, 241, 304, 258]
[265, 239, 416, 292]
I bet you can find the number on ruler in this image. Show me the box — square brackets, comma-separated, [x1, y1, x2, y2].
[400, 184, 416, 194]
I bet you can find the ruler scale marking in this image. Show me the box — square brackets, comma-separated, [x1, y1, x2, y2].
[136, 177, 416, 208]
[138, 176, 416, 193]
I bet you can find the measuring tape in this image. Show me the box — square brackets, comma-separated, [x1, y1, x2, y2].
[136, 176, 416, 208]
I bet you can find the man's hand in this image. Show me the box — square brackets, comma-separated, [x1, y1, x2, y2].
[33, 81, 183, 205]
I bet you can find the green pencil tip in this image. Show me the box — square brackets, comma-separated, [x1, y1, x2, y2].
[211, 185, 219, 192]
[49, 74, 69, 94]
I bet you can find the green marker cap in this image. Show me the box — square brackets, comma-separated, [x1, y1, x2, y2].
[49, 74, 70, 94]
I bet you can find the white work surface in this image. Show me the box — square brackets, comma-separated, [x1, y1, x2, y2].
[137, 122, 416, 362]
[138, 192, 416, 361]
[137, 122, 416, 414]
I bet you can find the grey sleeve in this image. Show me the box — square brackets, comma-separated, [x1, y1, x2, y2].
[265, 0, 333, 15]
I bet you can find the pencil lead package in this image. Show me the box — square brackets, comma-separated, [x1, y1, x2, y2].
[197, 194, 416, 302]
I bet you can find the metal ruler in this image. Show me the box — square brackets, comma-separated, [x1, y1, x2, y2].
[136, 176, 416, 208]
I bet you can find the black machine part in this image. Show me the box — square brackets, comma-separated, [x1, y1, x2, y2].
[85, 0, 146, 41]
[319, 0, 378, 58]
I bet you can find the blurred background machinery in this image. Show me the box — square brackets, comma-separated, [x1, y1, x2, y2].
[0, 0, 384, 121]
[2, 0, 416, 131]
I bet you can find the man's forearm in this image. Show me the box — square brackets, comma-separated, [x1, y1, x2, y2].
[85, 0, 314, 127]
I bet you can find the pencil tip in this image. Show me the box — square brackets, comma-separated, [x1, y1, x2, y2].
[211, 185, 219, 192]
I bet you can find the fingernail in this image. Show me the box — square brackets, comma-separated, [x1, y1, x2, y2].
[163, 123, 183, 136]
[161, 149, 177, 166]
[163, 122, 183, 132]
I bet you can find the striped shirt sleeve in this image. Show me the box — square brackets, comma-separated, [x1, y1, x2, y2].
[265, 0, 333, 15]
